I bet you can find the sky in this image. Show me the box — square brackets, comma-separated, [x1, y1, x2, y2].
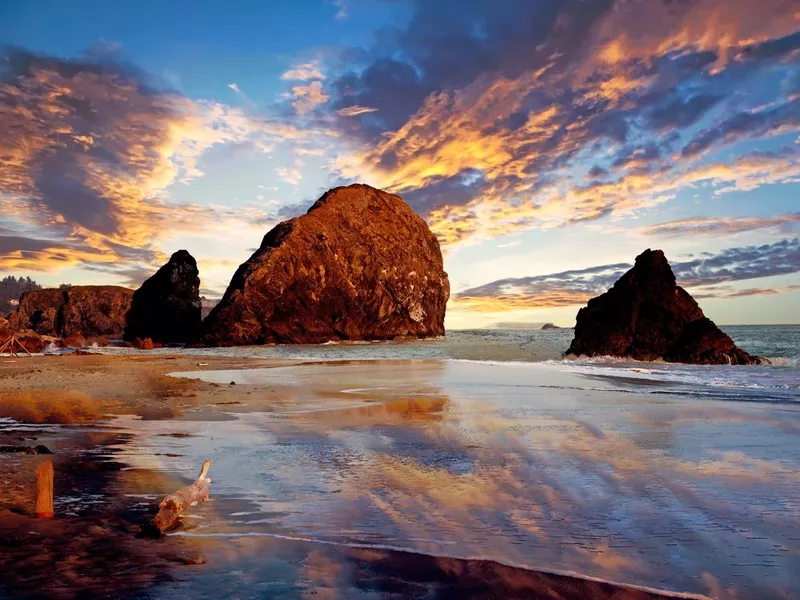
[0, 0, 798, 328]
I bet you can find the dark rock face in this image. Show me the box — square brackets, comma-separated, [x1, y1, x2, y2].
[13, 286, 133, 338]
[566, 249, 761, 365]
[203, 184, 450, 346]
[124, 250, 202, 343]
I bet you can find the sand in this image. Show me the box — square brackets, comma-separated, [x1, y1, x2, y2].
[0, 353, 689, 600]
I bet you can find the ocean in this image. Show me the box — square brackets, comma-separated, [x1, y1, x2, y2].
[99, 324, 800, 405]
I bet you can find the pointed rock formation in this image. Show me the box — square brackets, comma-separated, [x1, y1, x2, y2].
[124, 250, 202, 344]
[13, 286, 133, 338]
[203, 184, 449, 346]
[566, 249, 761, 365]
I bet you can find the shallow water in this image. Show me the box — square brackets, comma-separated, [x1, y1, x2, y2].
[89, 325, 800, 404]
[83, 359, 799, 599]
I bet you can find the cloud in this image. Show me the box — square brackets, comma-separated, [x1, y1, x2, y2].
[276, 167, 303, 186]
[228, 82, 241, 93]
[681, 95, 800, 157]
[291, 80, 329, 115]
[281, 61, 325, 82]
[324, 0, 800, 248]
[0, 47, 324, 277]
[454, 263, 631, 311]
[332, 0, 348, 20]
[643, 213, 800, 238]
[336, 105, 378, 117]
[454, 238, 800, 310]
[675, 238, 800, 287]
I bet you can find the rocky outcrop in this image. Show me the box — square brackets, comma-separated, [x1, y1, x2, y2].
[203, 184, 450, 346]
[566, 249, 761, 365]
[59, 332, 87, 348]
[541, 323, 561, 330]
[124, 250, 202, 343]
[13, 286, 133, 338]
[132, 337, 156, 350]
[10, 289, 62, 335]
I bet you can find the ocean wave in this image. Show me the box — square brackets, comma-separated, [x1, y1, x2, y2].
[536, 356, 800, 400]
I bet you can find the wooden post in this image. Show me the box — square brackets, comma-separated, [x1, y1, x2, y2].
[149, 459, 212, 535]
[35, 460, 54, 519]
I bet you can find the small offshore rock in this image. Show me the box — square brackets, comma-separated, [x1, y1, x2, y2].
[566, 249, 761, 365]
[132, 338, 155, 350]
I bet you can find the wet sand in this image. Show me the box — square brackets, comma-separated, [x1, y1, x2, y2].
[2, 354, 795, 598]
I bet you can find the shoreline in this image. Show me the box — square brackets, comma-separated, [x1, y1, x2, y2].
[0, 353, 678, 599]
[2, 353, 798, 599]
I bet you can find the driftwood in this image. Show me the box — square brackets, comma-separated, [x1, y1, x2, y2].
[149, 460, 212, 535]
[0, 333, 34, 357]
[35, 460, 54, 519]
[0, 333, 35, 357]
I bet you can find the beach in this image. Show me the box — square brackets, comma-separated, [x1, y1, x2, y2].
[1, 332, 798, 599]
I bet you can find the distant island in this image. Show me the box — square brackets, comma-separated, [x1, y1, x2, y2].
[541, 323, 562, 330]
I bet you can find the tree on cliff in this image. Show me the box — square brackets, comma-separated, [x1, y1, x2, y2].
[0, 276, 41, 316]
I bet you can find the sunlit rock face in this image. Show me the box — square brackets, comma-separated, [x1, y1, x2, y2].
[124, 250, 202, 344]
[13, 286, 133, 339]
[203, 184, 450, 346]
[566, 249, 761, 365]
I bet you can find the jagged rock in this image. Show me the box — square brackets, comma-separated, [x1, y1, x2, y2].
[566, 249, 762, 365]
[14, 286, 133, 338]
[203, 184, 449, 346]
[11, 289, 62, 335]
[124, 250, 202, 343]
[59, 332, 87, 348]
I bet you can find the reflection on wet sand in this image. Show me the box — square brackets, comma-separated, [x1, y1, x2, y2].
[0, 427, 207, 600]
[159, 360, 798, 599]
[2, 356, 799, 599]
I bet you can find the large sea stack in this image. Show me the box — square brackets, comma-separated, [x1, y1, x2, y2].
[124, 250, 202, 343]
[203, 184, 449, 346]
[13, 286, 133, 339]
[566, 249, 761, 365]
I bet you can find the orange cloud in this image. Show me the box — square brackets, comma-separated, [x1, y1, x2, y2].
[0, 50, 332, 278]
[451, 291, 594, 312]
[291, 80, 329, 115]
[589, 0, 799, 72]
[327, 0, 798, 249]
